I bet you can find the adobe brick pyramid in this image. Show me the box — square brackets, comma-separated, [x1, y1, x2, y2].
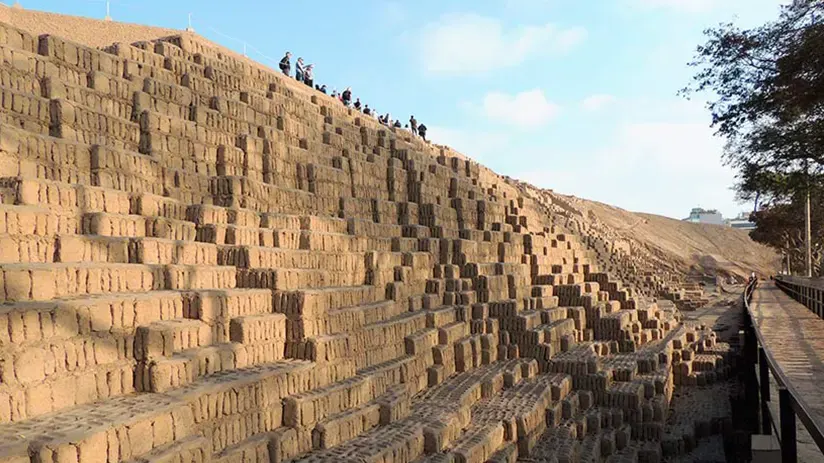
[0, 15, 738, 463]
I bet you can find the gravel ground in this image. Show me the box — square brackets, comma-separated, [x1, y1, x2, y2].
[667, 435, 726, 463]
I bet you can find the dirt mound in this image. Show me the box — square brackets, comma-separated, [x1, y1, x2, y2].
[556, 193, 780, 280]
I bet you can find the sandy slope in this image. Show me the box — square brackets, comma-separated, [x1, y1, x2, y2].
[558, 194, 781, 279]
[0, 4, 183, 48]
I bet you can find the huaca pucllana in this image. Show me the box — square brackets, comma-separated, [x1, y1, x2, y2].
[0, 9, 768, 463]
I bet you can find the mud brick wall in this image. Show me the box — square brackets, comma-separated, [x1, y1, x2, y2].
[0, 16, 737, 463]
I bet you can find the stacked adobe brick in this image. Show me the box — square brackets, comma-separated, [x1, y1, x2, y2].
[0, 20, 734, 463]
[510, 180, 704, 308]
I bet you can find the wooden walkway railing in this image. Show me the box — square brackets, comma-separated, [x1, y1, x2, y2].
[744, 277, 824, 462]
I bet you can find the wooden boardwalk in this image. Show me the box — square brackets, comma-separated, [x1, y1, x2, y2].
[750, 281, 824, 435]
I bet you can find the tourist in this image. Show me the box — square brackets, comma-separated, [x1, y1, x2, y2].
[393, 120, 402, 128]
[331, 89, 338, 99]
[303, 64, 314, 87]
[418, 123, 427, 141]
[354, 98, 361, 111]
[363, 105, 371, 115]
[279, 52, 291, 76]
[384, 113, 392, 126]
[295, 58, 306, 82]
[320, 84, 327, 94]
[409, 115, 418, 136]
[342, 87, 352, 107]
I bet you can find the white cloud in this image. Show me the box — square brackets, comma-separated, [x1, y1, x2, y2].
[423, 94, 743, 219]
[516, 98, 739, 218]
[482, 89, 560, 129]
[581, 94, 616, 112]
[426, 125, 509, 164]
[419, 13, 587, 74]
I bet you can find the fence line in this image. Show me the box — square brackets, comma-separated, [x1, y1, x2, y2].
[744, 277, 824, 462]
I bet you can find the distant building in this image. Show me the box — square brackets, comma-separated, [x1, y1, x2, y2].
[726, 212, 756, 231]
[682, 208, 757, 230]
[683, 208, 725, 225]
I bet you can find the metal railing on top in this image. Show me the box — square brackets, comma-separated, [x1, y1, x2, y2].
[742, 278, 824, 462]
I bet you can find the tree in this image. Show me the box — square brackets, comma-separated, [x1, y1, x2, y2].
[750, 193, 824, 275]
[683, 2, 824, 141]
[683, 0, 824, 275]
[683, 0, 824, 178]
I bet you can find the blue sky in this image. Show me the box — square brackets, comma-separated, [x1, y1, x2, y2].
[17, 0, 788, 219]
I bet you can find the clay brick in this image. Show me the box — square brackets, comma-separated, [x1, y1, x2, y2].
[0, 23, 749, 463]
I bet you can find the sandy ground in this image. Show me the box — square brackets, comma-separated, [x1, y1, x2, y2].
[557, 194, 781, 280]
[0, 4, 183, 48]
[679, 288, 823, 462]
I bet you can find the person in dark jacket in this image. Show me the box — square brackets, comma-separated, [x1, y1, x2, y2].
[342, 87, 352, 107]
[353, 98, 361, 111]
[279, 52, 292, 76]
[417, 123, 427, 141]
[363, 105, 371, 115]
[320, 85, 327, 94]
[393, 120, 402, 128]
[303, 64, 314, 87]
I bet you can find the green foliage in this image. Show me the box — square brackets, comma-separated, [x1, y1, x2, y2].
[683, 0, 824, 202]
[750, 192, 824, 275]
[683, 1, 824, 274]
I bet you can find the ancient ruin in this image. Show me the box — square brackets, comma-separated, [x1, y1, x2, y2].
[0, 9, 777, 463]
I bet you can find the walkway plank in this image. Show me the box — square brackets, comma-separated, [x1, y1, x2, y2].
[750, 281, 824, 432]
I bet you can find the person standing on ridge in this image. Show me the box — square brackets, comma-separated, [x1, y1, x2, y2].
[393, 120, 402, 128]
[363, 104, 371, 115]
[303, 64, 314, 87]
[279, 52, 291, 76]
[342, 87, 352, 107]
[409, 115, 418, 136]
[295, 57, 305, 82]
[417, 123, 427, 141]
[354, 98, 361, 111]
